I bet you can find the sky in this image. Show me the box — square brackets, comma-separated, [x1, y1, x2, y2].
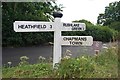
[56, 0, 119, 24]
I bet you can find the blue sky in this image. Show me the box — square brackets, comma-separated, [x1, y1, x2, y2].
[56, 0, 119, 24]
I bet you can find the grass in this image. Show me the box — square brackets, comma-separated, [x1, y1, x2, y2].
[2, 46, 118, 78]
[3, 63, 53, 78]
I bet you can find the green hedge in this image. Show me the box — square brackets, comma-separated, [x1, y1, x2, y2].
[63, 20, 118, 42]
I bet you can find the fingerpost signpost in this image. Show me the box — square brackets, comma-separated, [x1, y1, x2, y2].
[13, 12, 93, 68]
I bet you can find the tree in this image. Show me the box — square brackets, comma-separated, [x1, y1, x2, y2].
[97, 1, 120, 31]
[2, 2, 63, 47]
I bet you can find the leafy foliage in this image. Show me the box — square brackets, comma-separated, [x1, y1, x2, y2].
[97, 1, 120, 31]
[2, 2, 62, 47]
[64, 19, 118, 42]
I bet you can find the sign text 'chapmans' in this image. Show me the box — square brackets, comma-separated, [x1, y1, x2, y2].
[62, 36, 93, 46]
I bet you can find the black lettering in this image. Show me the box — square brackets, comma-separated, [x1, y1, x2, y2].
[63, 23, 66, 26]
[25, 25, 29, 28]
[70, 41, 82, 45]
[72, 27, 82, 30]
[43, 25, 46, 28]
[72, 27, 77, 30]
[50, 25, 52, 28]
[18, 24, 48, 29]
[63, 37, 67, 41]
[63, 23, 81, 28]
[78, 28, 82, 30]
[33, 25, 36, 28]
[66, 37, 72, 41]
[73, 24, 79, 27]
[80, 37, 87, 41]
[70, 41, 73, 45]
[39, 25, 43, 29]
[37, 25, 46, 29]
[18, 25, 24, 29]
[66, 23, 69, 26]
[37, 25, 40, 29]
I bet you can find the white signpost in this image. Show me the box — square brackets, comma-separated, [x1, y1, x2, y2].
[13, 12, 93, 68]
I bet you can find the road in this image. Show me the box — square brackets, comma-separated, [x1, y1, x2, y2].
[2, 41, 104, 66]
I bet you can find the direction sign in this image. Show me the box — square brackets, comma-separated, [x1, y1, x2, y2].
[13, 12, 93, 68]
[61, 36, 93, 46]
[14, 21, 54, 32]
[61, 22, 86, 31]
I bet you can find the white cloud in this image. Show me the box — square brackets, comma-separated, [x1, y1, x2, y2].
[56, 0, 119, 24]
